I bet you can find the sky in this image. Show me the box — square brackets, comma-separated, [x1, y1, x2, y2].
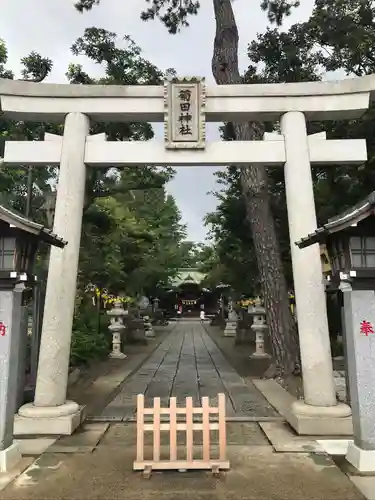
[0, 0, 315, 241]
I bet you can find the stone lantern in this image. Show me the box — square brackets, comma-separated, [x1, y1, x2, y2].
[0, 204, 65, 472]
[250, 297, 270, 359]
[107, 300, 127, 359]
[297, 192, 375, 287]
[0, 208, 63, 280]
[296, 191, 375, 473]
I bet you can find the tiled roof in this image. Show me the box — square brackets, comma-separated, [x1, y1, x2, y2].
[0, 204, 66, 248]
[296, 192, 375, 249]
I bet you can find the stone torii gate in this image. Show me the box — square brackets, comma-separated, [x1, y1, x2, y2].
[0, 75, 371, 437]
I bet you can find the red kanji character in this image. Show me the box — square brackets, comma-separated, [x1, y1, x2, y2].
[360, 320, 374, 336]
[0, 322, 6, 336]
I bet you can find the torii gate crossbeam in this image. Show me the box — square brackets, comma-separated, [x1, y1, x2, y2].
[4, 136, 367, 167]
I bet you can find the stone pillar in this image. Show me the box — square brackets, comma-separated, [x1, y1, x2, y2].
[0, 283, 24, 471]
[15, 304, 28, 411]
[108, 300, 127, 359]
[280, 112, 350, 419]
[340, 282, 375, 472]
[340, 302, 351, 406]
[29, 282, 42, 390]
[15, 113, 89, 435]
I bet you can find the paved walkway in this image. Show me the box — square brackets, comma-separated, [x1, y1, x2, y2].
[98, 320, 279, 421]
[0, 321, 369, 499]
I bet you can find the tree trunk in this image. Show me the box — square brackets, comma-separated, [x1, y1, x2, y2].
[211, 0, 300, 377]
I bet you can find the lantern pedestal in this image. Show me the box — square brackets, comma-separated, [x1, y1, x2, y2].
[340, 285, 375, 472]
[224, 310, 237, 337]
[250, 326, 271, 359]
[250, 305, 271, 359]
[109, 332, 127, 359]
[143, 316, 155, 338]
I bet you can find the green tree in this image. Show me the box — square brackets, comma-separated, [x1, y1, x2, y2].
[74, 0, 303, 378]
[208, 0, 375, 356]
[205, 167, 260, 295]
[245, 1, 375, 223]
[0, 34, 188, 364]
[0, 41, 57, 226]
[63, 28, 187, 297]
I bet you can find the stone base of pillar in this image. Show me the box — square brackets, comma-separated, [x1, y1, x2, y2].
[0, 442, 22, 472]
[224, 322, 236, 337]
[288, 400, 353, 436]
[250, 351, 271, 359]
[109, 351, 127, 359]
[346, 442, 375, 473]
[14, 401, 85, 436]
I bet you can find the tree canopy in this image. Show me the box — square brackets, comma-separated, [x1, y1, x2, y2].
[206, 0, 375, 302]
[74, 0, 301, 30]
[73, 0, 375, 377]
[0, 31, 189, 363]
[3, 0, 375, 372]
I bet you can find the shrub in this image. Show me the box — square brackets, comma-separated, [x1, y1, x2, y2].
[70, 303, 110, 366]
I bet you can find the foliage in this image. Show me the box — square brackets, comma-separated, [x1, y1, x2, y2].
[245, 0, 375, 222]
[177, 241, 214, 268]
[205, 167, 260, 294]
[0, 40, 58, 220]
[87, 286, 135, 307]
[74, 0, 301, 31]
[70, 303, 109, 366]
[72, 0, 305, 377]
[20, 51, 53, 82]
[0, 38, 14, 79]
[0, 33, 187, 365]
[207, 0, 375, 335]
[307, 0, 375, 77]
[11, 0, 375, 370]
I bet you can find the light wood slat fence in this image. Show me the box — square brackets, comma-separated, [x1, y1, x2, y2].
[133, 393, 230, 477]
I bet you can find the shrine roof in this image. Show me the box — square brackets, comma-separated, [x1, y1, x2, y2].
[171, 268, 206, 287]
[0, 204, 66, 248]
[296, 192, 375, 249]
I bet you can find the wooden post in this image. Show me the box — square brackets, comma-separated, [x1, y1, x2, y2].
[169, 397, 177, 461]
[185, 396, 193, 462]
[153, 397, 161, 462]
[136, 394, 145, 463]
[202, 397, 210, 462]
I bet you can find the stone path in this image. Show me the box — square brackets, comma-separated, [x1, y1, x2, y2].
[98, 320, 279, 421]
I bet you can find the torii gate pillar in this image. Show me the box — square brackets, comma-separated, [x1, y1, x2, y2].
[280, 112, 351, 426]
[15, 113, 90, 435]
[263, 113, 352, 435]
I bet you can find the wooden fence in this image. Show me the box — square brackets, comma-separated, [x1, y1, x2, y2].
[133, 393, 230, 477]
